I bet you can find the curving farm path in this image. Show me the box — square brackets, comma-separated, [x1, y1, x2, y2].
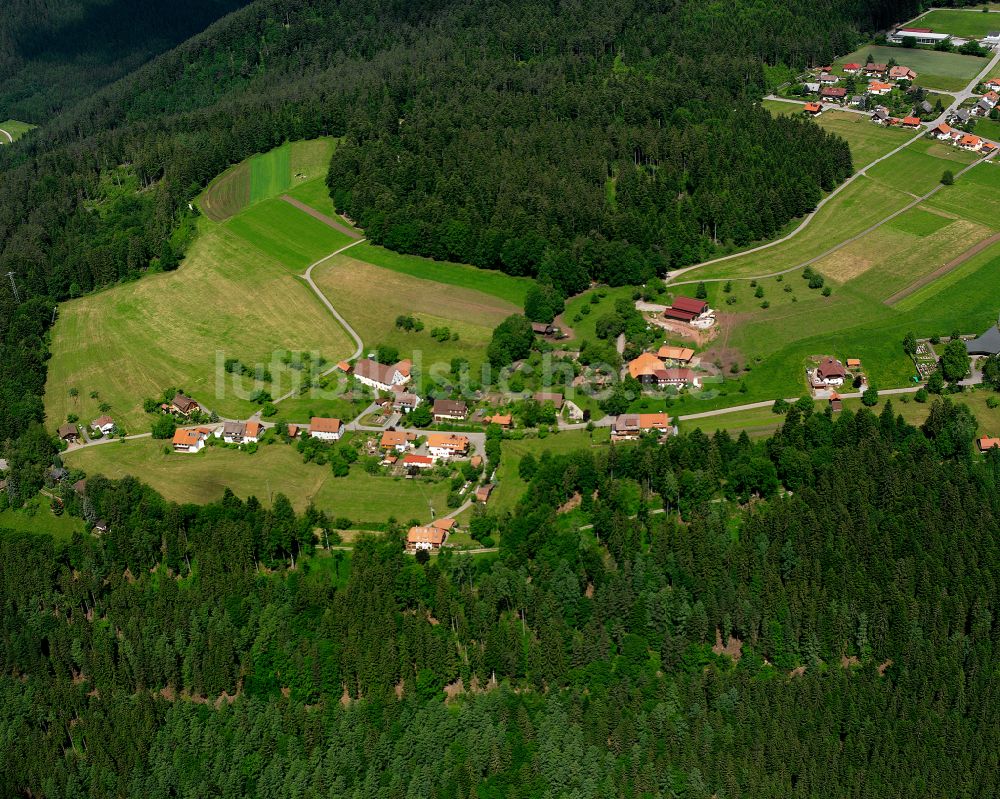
[0, 128, 13, 144]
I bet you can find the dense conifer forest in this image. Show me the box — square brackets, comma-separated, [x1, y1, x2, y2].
[2, 400, 999, 797]
[0, 0, 252, 119]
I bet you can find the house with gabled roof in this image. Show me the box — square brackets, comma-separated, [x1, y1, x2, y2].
[889, 66, 917, 82]
[821, 87, 847, 102]
[407, 525, 447, 551]
[812, 357, 847, 387]
[168, 394, 201, 417]
[534, 391, 564, 410]
[58, 423, 79, 443]
[803, 102, 822, 116]
[868, 81, 892, 96]
[172, 428, 207, 453]
[612, 412, 674, 440]
[664, 296, 710, 323]
[843, 63, 861, 74]
[91, 415, 116, 435]
[427, 433, 469, 460]
[432, 399, 468, 422]
[901, 116, 921, 129]
[353, 358, 411, 392]
[308, 417, 343, 441]
[930, 122, 953, 140]
[381, 430, 416, 452]
[403, 454, 434, 470]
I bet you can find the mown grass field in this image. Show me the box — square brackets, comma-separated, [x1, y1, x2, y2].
[0, 119, 36, 143]
[44, 215, 355, 431]
[866, 144, 973, 196]
[813, 208, 994, 299]
[347, 243, 533, 307]
[916, 9, 1000, 40]
[762, 100, 913, 167]
[834, 45, 987, 91]
[923, 161, 1000, 228]
[63, 438, 452, 521]
[973, 117, 1000, 141]
[690, 175, 915, 281]
[199, 139, 338, 221]
[314, 253, 520, 376]
[226, 197, 353, 270]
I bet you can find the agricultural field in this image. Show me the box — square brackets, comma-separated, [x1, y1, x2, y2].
[666, 234, 1000, 416]
[923, 160, 1000, 227]
[226, 197, 354, 270]
[689, 174, 915, 281]
[762, 100, 913, 166]
[972, 117, 1000, 141]
[198, 138, 338, 222]
[313, 253, 522, 378]
[915, 9, 1000, 40]
[347, 243, 533, 307]
[865, 143, 975, 196]
[44, 214, 355, 431]
[63, 438, 452, 522]
[0, 119, 36, 143]
[834, 46, 987, 92]
[812, 206, 995, 300]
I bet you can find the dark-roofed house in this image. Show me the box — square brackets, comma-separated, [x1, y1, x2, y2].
[531, 322, 555, 336]
[475, 483, 495, 503]
[169, 394, 200, 417]
[393, 392, 421, 413]
[534, 392, 564, 410]
[432, 399, 469, 422]
[820, 87, 847, 101]
[813, 357, 847, 387]
[58, 423, 79, 443]
[966, 325, 1000, 356]
[664, 296, 710, 323]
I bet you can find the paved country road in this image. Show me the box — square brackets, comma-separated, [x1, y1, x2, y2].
[300, 238, 367, 361]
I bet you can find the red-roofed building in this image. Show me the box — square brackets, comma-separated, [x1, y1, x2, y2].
[664, 296, 710, 323]
[308, 417, 343, 441]
[804, 102, 822, 115]
[403, 454, 434, 469]
[821, 87, 847, 101]
[843, 63, 861, 74]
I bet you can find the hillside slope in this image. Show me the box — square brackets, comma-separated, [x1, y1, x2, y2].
[0, 0, 252, 120]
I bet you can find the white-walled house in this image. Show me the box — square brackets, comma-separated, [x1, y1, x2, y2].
[353, 358, 412, 392]
[172, 428, 208, 453]
[308, 417, 343, 441]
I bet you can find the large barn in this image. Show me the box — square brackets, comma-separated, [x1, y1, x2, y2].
[664, 296, 710, 322]
[966, 325, 1000, 356]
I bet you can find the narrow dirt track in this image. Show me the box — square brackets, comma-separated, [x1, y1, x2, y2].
[281, 195, 361, 239]
[0, 128, 13, 144]
[884, 230, 1000, 306]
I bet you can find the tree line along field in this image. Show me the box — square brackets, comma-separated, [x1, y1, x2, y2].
[833, 45, 988, 91]
[313, 252, 522, 378]
[62, 437, 452, 522]
[0, 119, 36, 143]
[198, 138, 339, 222]
[761, 101, 914, 167]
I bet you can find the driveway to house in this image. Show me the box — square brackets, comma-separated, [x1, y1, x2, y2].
[764, 95, 873, 117]
[299, 238, 367, 361]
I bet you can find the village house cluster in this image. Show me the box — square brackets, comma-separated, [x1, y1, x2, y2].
[802, 60, 921, 119]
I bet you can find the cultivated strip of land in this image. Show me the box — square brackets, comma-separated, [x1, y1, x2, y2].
[884, 230, 1000, 305]
[281, 195, 360, 239]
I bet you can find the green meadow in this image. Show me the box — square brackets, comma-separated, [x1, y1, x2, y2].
[64, 438, 452, 522]
[835, 45, 987, 91]
[916, 9, 1000, 40]
[226, 197, 354, 270]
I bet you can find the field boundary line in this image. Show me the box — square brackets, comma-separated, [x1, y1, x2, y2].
[884, 229, 1000, 306]
[281, 195, 361, 239]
